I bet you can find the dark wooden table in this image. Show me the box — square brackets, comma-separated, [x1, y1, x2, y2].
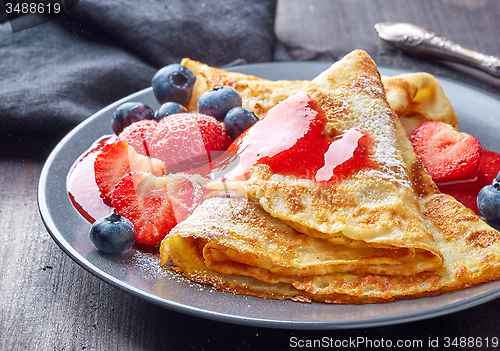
[2, 1, 500, 350]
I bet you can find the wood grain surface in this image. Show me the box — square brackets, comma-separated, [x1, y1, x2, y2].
[276, 0, 500, 94]
[1, 0, 500, 350]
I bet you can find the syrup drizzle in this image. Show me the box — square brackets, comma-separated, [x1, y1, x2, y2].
[439, 149, 500, 215]
[67, 135, 115, 222]
[224, 91, 376, 184]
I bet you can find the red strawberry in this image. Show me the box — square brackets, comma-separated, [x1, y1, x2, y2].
[410, 121, 482, 184]
[192, 113, 233, 151]
[112, 172, 176, 245]
[164, 174, 207, 222]
[118, 113, 232, 173]
[117, 119, 158, 156]
[94, 141, 131, 206]
[94, 141, 165, 206]
[112, 172, 206, 245]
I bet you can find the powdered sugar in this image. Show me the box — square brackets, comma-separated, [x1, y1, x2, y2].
[346, 82, 412, 188]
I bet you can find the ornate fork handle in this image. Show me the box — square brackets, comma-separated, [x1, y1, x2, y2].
[375, 22, 500, 78]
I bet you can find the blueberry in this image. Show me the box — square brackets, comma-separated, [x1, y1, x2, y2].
[89, 213, 136, 254]
[477, 182, 500, 223]
[155, 102, 188, 121]
[496, 170, 500, 182]
[197, 86, 242, 121]
[151, 64, 196, 106]
[224, 107, 259, 139]
[112, 102, 155, 135]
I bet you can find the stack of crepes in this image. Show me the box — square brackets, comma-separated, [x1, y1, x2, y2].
[160, 50, 500, 303]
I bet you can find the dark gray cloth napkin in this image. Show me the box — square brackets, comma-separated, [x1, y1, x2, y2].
[0, 0, 277, 141]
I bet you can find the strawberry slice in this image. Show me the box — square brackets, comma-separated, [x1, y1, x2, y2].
[118, 113, 232, 173]
[112, 172, 177, 245]
[410, 121, 482, 184]
[112, 172, 206, 245]
[116, 119, 158, 157]
[94, 141, 165, 206]
[94, 141, 131, 206]
[163, 174, 207, 222]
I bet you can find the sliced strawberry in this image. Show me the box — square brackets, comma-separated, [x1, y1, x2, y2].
[94, 141, 131, 206]
[164, 174, 207, 222]
[117, 119, 158, 156]
[118, 113, 232, 173]
[193, 113, 233, 152]
[112, 172, 177, 245]
[410, 121, 482, 184]
[94, 141, 165, 206]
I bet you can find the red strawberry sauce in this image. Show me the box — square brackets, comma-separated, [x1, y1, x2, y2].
[438, 149, 500, 215]
[224, 92, 377, 184]
[67, 135, 115, 223]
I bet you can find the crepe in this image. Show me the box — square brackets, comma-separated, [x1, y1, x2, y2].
[182, 58, 307, 118]
[161, 191, 406, 303]
[382, 73, 458, 135]
[161, 50, 500, 303]
[181, 58, 458, 134]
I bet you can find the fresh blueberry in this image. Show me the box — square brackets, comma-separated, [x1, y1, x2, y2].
[224, 107, 259, 140]
[496, 170, 500, 182]
[89, 213, 136, 254]
[197, 86, 242, 121]
[112, 102, 155, 135]
[151, 64, 196, 106]
[477, 182, 500, 223]
[155, 102, 188, 121]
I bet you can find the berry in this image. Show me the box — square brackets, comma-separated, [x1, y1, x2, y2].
[224, 107, 259, 139]
[410, 121, 482, 184]
[112, 173, 177, 245]
[197, 86, 242, 121]
[112, 102, 155, 135]
[94, 141, 165, 206]
[152, 64, 196, 106]
[155, 102, 188, 121]
[477, 182, 500, 223]
[89, 213, 136, 254]
[116, 119, 157, 154]
[118, 113, 232, 173]
[162, 174, 207, 222]
[95, 141, 131, 206]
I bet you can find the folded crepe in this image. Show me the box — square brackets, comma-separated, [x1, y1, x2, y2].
[181, 57, 458, 135]
[182, 58, 307, 118]
[381, 73, 458, 135]
[160, 50, 500, 303]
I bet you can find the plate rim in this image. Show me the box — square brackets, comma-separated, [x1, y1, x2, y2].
[38, 61, 500, 330]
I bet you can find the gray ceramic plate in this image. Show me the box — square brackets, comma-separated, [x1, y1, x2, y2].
[38, 62, 500, 330]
